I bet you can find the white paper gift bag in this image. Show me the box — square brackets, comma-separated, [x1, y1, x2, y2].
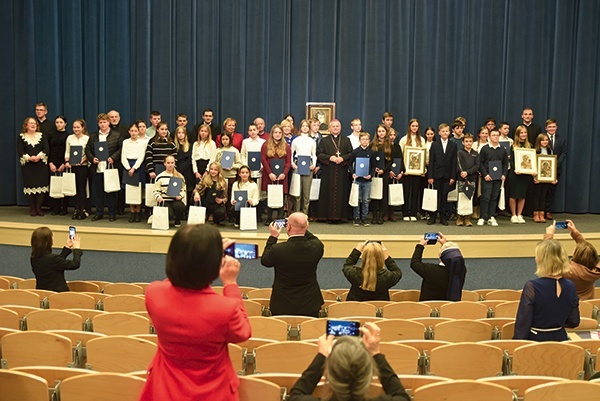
[388, 182, 404, 206]
[267, 183, 284, 208]
[62, 169, 77, 196]
[103, 165, 120, 193]
[447, 187, 458, 202]
[498, 182, 506, 210]
[457, 192, 473, 215]
[125, 184, 142, 205]
[370, 177, 383, 200]
[289, 173, 301, 197]
[152, 203, 170, 230]
[240, 207, 257, 231]
[422, 185, 438, 212]
[349, 181, 359, 207]
[309, 178, 321, 201]
[187, 204, 206, 225]
[145, 179, 157, 207]
[50, 174, 64, 199]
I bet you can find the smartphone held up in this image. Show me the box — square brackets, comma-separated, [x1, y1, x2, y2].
[225, 243, 259, 260]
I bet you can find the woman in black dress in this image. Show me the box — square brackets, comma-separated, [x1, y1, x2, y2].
[48, 115, 70, 215]
[17, 117, 50, 216]
[30, 226, 83, 292]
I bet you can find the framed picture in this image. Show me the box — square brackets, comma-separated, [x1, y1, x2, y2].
[306, 102, 335, 134]
[514, 148, 537, 175]
[536, 154, 557, 183]
[403, 146, 426, 176]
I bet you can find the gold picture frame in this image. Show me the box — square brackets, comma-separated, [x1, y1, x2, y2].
[403, 146, 426, 176]
[514, 148, 537, 175]
[306, 102, 336, 134]
[536, 154, 557, 183]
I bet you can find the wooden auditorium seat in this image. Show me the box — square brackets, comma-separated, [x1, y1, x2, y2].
[59, 372, 146, 401]
[493, 301, 520, 318]
[501, 321, 515, 339]
[439, 301, 490, 319]
[395, 375, 451, 396]
[413, 380, 514, 401]
[48, 330, 107, 368]
[0, 369, 49, 401]
[299, 318, 328, 341]
[238, 376, 282, 401]
[67, 280, 100, 293]
[242, 299, 265, 317]
[102, 295, 146, 313]
[427, 342, 503, 379]
[250, 373, 301, 395]
[246, 288, 272, 299]
[86, 335, 156, 373]
[15, 278, 36, 289]
[382, 301, 432, 319]
[48, 292, 96, 310]
[378, 342, 420, 374]
[92, 312, 151, 335]
[390, 290, 420, 302]
[228, 343, 246, 374]
[523, 380, 600, 401]
[102, 283, 144, 296]
[461, 290, 481, 301]
[11, 365, 100, 397]
[248, 316, 290, 341]
[0, 277, 11, 290]
[0, 306, 20, 330]
[479, 375, 568, 399]
[326, 301, 377, 318]
[0, 289, 40, 308]
[511, 342, 586, 379]
[485, 289, 522, 301]
[0, 331, 73, 368]
[254, 342, 318, 374]
[87, 281, 113, 292]
[433, 319, 493, 342]
[24, 309, 84, 331]
[376, 319, 426, 341]
[320, 289, 338, 301]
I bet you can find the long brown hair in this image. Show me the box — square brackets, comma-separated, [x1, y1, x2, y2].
[174, 127, 190, 152]
[267, 124, 287, 158]
[360, 243, 384, 291]
[197, 162, 227, 195]
[31, 227, 53, 258]
[371, 124, 392, 160]
[513, 125, 532, 149]
[403, 118, 423, 147]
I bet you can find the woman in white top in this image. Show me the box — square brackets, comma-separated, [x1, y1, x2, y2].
[192, 124, 217, 180]
[398, 119, 426, 220]
[230, 166, 260, 228]
[121, 123, 147, 222]
[240, 123, 266, 181]
[472, 126, 489, 153]
[290, 119, 317, 215]
[64, 118, 90, 220]
[153, 155, 187, 228]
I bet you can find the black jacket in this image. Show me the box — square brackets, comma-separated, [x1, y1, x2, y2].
[343, 249, 402, 301]
[31, 247, 82, 292]
[410, 244, 450, 301]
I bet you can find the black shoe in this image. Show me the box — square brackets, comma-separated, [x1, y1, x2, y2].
[134, 213, 141, 223]
[174, 220, 181, 228]
[91, 215, 103, 221]
[129, 214, 136, 223]
[79, 212, 87, 220]
[440, 219, 449, 226]
[109, 215, 116, 221]
[427, 218, 436, 225]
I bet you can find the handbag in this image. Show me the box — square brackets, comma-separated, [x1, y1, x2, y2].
[289, 173, 301, 197]
[49, 173, 64, 199]
[457, 192, 473, 215]
[498, 182, 506, 210]
[349, 180, 359, 207]
[145, 179, 157, 207]
[370, 176, 383, 200]
[388, 181, 404, 206]
[267, 182, 284, 208]
[240, 206, 257, 231]
[125, 184, 142, 205]
[422, 184, 438, 212]
[62, 169, 77, 196]
[309, 178, 321, 201]
[103, 164, 120, 193]
[151, 203, 170, 230]
[187, 203, 206, 225]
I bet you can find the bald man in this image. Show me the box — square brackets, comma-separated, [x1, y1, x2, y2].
[107, 110, 128, 137]
[260, 212, 324, 317]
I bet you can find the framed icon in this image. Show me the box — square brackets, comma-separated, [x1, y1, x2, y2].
[306, 102, 335, 134]
[403, 146, 426, 176]
[536, 154, 557, 183]
[514, 148, 537, 175]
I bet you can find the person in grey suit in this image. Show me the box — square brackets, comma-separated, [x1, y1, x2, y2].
[260, 212, 324, 317]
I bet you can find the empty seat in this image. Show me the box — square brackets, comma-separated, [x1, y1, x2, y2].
[49, 292, 96, 309]
[48, 330, 107, 368]
[0, 277, 11, 290]
[243, 299, 265, 317]
[494, 301, 520, 318]
[238, 376, 281, 401]
[511, 342, 586, 379]
[0, 289, 40, 307]
[67, 280, 100, 292]
[485, 289, 521, 301]
[11, 365, 100, 395]
[92, 312, 151, 335]
[321, 289, 338, 301]
[0, 369, 49, 401]
[102, 283, 144, 295]
[413, 379, 514, 401]
[0, 306, 20, 330]
[396, 375, 451, 396]
[228, 343, 246, 374]
[86, 335, 157, 372]
[390, 290, 420, 302]
[392, 340, 449, 354]
[479, 375, 568, 399]
[299, 318, 328, 340]
[1, 331, 72, 368]
[439, 301, 489, 319]
[428, 342, 503, 379]
[376, 319, 426, 341]
[59, 372, 146, 401]
[15, 278, 37, 289]
[25, 309, 84, 331]
[378, 342, 420, 374]
[434, 319, 493, 342]
[523, 380, 600, 401]
[255, 342, 318, 374]
[326, 301, 377, 318]
[461, 290, 481, 301]
[102, 295, 146, 313]
[249, 316, 290, 341]
[382, 302, 432, 319]
[246, 288, 272, 299]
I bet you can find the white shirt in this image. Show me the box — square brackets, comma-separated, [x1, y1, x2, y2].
[121, 138, 147, 170]
[241, 137, 266, 178]
[291, 134, 317, 166]
[348, 133, 361, 149]
[65, 134, 90, 166]
[97, 130, 110, 173]
[231, 180, 260, 206]
[191, 140, 217, 174]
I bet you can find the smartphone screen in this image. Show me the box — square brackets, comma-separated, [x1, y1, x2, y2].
[274, 219, 288, 229]
[225, 243, 259, 259]
[367, 240, 382, 245]
[554, 221, 568, 229]
[424, 232, 438, 245]
[69, 226, 76, 239]
[326, 319, 360, 337]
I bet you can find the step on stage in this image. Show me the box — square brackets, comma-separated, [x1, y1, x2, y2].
[1, 207, 598, 259]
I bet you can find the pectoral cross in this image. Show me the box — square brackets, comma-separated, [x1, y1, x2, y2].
[335, 151, 341, 158]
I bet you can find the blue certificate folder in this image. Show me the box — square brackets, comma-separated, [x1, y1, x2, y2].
[270, 159, 284, 176]
[221, 151, 236, 169]
[234, 190, 248, 211]
[166, 177, 183, 197]
[247, 151, 261, 171]
[488, 160, 503, 180]
[122, 170, 139, 186]
[390, 158, 403, 175]
[69, 145, 83, 165]
[499, 140, 511, 154]
[94, 142, 109, 161]
[355, 157, 370, 177]
[373, 151, 385, 170]
[297, 155, 312, 175]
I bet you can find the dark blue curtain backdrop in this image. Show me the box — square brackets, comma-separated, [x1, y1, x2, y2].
[2, 0, 599, 212]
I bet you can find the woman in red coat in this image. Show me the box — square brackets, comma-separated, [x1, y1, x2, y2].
[139, 225, 251, 401]
[260, 124, 291, 225]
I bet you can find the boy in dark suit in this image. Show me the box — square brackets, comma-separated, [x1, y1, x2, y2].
[545, 119, 567, 219]
[427, 123, 457, 226]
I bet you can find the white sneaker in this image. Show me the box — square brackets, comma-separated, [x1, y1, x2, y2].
[410, 216, 417, 222]
[403, 217, 410, 221]
[510, 215, 519, 223]
[488, 217, 498, 226]
[477, 218, 485, 226]
[517, 215, 526, 224]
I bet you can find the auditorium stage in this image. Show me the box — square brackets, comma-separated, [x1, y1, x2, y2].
[0, 207, 598, 259]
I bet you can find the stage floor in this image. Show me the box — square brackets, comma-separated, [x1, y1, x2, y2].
[1, 206, 598, 258]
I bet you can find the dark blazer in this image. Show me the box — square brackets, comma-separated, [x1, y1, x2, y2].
[410, 244, 452, 301]
[343, 249, 402, 301]
[289, 353, 410, 401]
[31, 247, 83, 292]
[260, 230, 324, 316]
[427, 140, 457, 180]
[548, 134, 567, 176]
[85, 128, 123, 173]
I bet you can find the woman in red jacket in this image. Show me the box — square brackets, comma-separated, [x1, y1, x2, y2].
[139, 225, 251, 401]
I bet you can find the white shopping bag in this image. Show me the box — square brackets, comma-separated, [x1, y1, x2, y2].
[145, 179, 157, 207]
[349, 181, 359, 207]
[103, 165, 120, 193]
[50, 174, 64, 199]
[370, 177, 383, 200]
[62, 170, 76, 196]
[388, 182, 404, 206]
[125, 184, 142, 205]
[187, 204, 206, 225]
[457, 192, 473, 215]
[498, 182, 506, 210]
[289, 173, 301, 197]
[240, 207, 257, 231]
[447, 187, 458, 202]
[152, 204, 170, 230]
[309, 178, 321, 201]
[422, 185, 438, 212]
[267, 183, 284, 208]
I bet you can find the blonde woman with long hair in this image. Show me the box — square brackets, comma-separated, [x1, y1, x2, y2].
[153, 155, 187, 227]
[260, 124, 291, 224]
[343, 241, 402, 301]
[193, 162, 228, 226]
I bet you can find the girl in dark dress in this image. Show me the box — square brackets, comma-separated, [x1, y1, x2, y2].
[531, 133, 555, 223]
[174, 126, 195, 205]
[48, 115, 70, 215]
[30, 226, 82, 292]
[17, 117, 50, 216]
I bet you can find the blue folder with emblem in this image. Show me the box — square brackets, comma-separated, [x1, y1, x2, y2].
[297, 155, 312, 176]
[167, 177, 183, 197]
[390, 158, 403, 175]
[270, 159, 284, 176]
[94, 142, 109, 161]
[247, 151, 261, 171]
[69, 145, 83, 165]
[373, 151, 385, 170]
[488, 160, 503, 180]
[234, 190, 248, 211]
[355, 157, 370, 177]
[221, 151, 236, 169]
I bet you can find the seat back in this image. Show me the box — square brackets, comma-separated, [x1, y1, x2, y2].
[326, 301, 377, 318]
[238, 376, 282, 401]
[1, 331, 72, 368]
[390, 290, 420, 302]
[494, 301, 520, 318]
[67, 281, 100, 292]
[92, 312, 151, 335]
[0, 370, 49, 401]
[102, 295, 146, 313]
[0, 289, 40, 307]
[102, 283, 144, 295]
[25, 309, 84, 331]
[434, 319, 493, 342]
[439, 301, 489, 319]
[461, 290, 481, 302]
[378, 342, 420, 374]
[255, 342, 318, 374]
[246, 288, 273, 299]
[299, 318, 328, 340]
[86, 335, 157, 372]
[249, 316, 290, 341]
[523, 381, 600, 401]
[49, 292, 96, 310]
[485, 289, 521, 301]
[413, 379, 514, 401]
[0, 306, 20, 330]
[59, 372, 146, 401]
[428, 342, 503, 379]
[16, 278, 37, 289]
[479, 375, 568, 398]
[243, 299, 265, 317]
[376, 319, 426, 341]
[512, 342, 586, 379]
[382, 302, 432, 319]
[228, 343, 245, 374]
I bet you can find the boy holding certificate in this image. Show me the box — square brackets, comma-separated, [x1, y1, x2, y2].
[348, 132, 375, 226]
[477, 130, 508, 227]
